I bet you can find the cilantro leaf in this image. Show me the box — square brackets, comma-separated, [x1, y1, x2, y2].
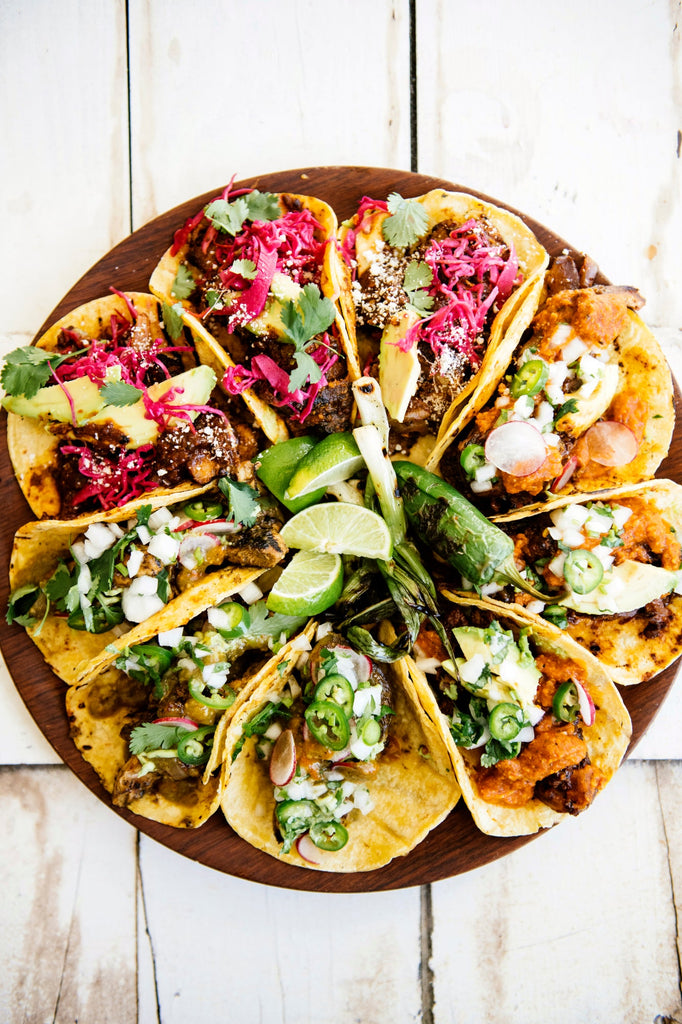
[162, 301, 185, 341]
[99, 381, 143, 406]
[244, 190, 281, 222]
[244, 601, 307, 642]
[1, 346, 78, 399]
[6, 584, 41, 627]
[296, 284, 337, 340]
[382, 193, 430, 248]
[44, 563, 77, 603]
[205, 288, 226, 312]
[129, 722, 188, 756]
[204, 197, 249, 236]
[403, 260, 435, 315]
[279, 284, 336, 395]
[553, 398, 579, 426]
[289, 349, 323, 393]
[171, 264, 196, 300]
[230, 259, 257, 280]
[217, 477, 261, 527]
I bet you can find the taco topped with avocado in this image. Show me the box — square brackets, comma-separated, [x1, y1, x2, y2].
[149, 183, 360, 444]
[338, 189, 548, 441]
[7, 484, 287, 686]
[2, 292, 262, 520]
[406, 596, 631, 837]
[221, 628, 460, 871]
[433, 268, 673, 516]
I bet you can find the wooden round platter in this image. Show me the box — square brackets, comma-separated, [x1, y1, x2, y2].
[1, 167, 680, 893]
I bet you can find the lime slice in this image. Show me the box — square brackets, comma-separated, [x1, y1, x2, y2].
[280, 502, 393, 560]
[266, 551, 344, 616]
[284, 432, 365, 500]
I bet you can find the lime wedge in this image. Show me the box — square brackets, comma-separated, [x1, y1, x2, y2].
[266, 551, 344, 616]
[280, 502, 393, 560]
[284, 432, 365, 500]
[255, 436, 325, 513]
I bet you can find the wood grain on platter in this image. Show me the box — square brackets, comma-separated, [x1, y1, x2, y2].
[1, 167, 680, 894]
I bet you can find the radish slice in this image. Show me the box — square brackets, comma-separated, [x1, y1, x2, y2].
[183, 520, 241, 536]
[585, 421, 638, 466]
[551, 454, 579, 492]
[296, 834, 320, 864]
[484, 422, 547, 477]
[330, 645, 372, 683]
[153, 717, 198, 730]
[575, 682, 596, 726]
[269, 729, 297, 787]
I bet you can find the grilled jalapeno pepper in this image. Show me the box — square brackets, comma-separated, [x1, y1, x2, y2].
[309, 821, 349, 851]
[176, 725, 215, 765]
[510, 359, 549, 399]
[393, 462, 548, 598]
[562, 549, 604, 594]
[304, 700, 350, 751]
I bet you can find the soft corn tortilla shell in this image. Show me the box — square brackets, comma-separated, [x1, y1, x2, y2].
[339, 189, 548, 437]
[220, 645, 461, 872]
[64, 611, 316, 828]
[497, 479, 682, 686]
[9, 497, 264, 686]
[408, 594, 631, 838]
[149, 192, 360, 444]
[428, 303, 674, 496]
[5, 292, 216, 520]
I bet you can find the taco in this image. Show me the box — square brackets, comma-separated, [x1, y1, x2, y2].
[65, 585, 315, 828]
[465, 480, 682, 687]
[338, 189, 548, 447]
[406, 595, 631, 837]
[221, 628, 460, 871]
[148, 183, 360, 444]
[2, 291, 262, 520]
[432, 267, 674, 516]
[7, 483, 288, 686]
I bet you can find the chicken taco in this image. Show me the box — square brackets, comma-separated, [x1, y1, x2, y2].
[405, 596, 631, 837]
[65, 587, 315, 828]
[2, 291, 262, 520]
[432, 269, 674, 516]
[338, 189, 548, 447]
[221, 627, 460, 871]
[468, 480, 682, 687]
[148, 183, 360, 444]
[7, 482, 288, 686]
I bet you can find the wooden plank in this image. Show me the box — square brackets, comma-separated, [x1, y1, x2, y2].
[0, 766, 138, 1024]
[416, 0, 681, 326]
[138, 834, 422, 1022]
[0, 0, 130, 334]
[429, 761, 682, 1023]
[655, 760, 682, 988]
[127, 0, 412, 226]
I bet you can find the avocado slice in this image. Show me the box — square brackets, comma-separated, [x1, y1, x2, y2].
[379, 310, 422, 421]
[3, 375, 104, 424]
[452, 625, 541, 708]
[561, 559, 681, 615]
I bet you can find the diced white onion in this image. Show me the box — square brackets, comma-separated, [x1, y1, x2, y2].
[470, 479, 493, 494]
[238, 581, 264, 605]
[315, 622, 334, 641]
[561, 336, 588, 364]
[157, 627, 184, 647]
[612, 505, 633, 530]
[147, 506, 174, 531]
[136, 524, 152, 545]
[147, 532, 181, 565]
[77, 563, 92, 595]
[474, 462, 497, 483]
[126, 548, 144, 578]
[460, 653, 486, 685]
[121, 576, 165, 623]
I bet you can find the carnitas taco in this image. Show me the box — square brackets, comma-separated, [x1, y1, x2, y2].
[7, 483, 287, 686]
[65, 585, 314, 828]
[406, 596, 631, 837]
[465, 480, 682, 687]
[338, 189, 548, 446]
[148, 183, 360, 444]
[2, 291, 263, 520]
[432, 267, 674, 516]
[221, 627, 460, 871]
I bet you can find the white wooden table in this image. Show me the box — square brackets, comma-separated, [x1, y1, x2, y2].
[1, 3, 681, 1021]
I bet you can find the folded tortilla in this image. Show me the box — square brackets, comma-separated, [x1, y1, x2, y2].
[221, 628, 461, 871]
[403, 595, 631, 837]
[149, 191, 360, 444]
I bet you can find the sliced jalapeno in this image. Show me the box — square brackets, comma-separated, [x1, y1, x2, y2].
[553, 681, 579, 723]
[358, 718, 382, 745]
[542, 605, 568, 630]
[187, 677, 236, 710]
[563, 549, 604, 595]
[460, 443, 487, 477]
[183, 500, 225, 522]
[216, 601, 246, 631]
[176, 725, 215, 765]
[304, 700, 350, 751]
[314, 674, 354, 716]
[510, 359, 549, 399]
[129, 643, 174, 677]
[309, 820, 349, 852]
[276, 799, 316, 830]
[488, 702, 524, 742]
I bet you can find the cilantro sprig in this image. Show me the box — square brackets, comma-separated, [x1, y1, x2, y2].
[280, 283, 336, 393]
[217, 478, 261, 528]
[382, 193, 430, 248]
[1, 345, 88, 400]
[204, 190, 281, 237]
[403, 260, 435, 315]
[129, 722, 189, 756]
[99, 381, 143, 407]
